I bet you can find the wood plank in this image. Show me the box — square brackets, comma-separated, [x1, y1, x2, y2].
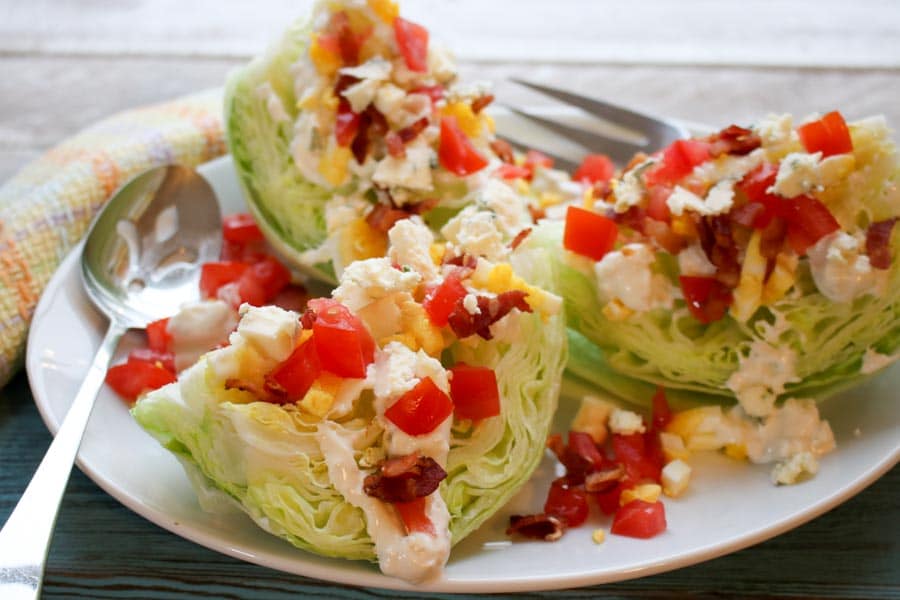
[1, 0, 898, 67]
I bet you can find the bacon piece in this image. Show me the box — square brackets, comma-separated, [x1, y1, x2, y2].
[758, 217, 787, 259]
[866, 218, 897, 269]
[333, 74, 359, 97]
[363, 454, 447, 503]
[490, 139, 515, 164]
[226, 377, 289, 404]
[706, 125, 761, 157]
[698, 215, 741, 288]
[442, 253, 478, 270]
[584, 464, 626, 493]
[366, 203, 410, 233]
[528, 204, 546, 223]
[470, 94, 495, 114]
[447, 291, 532, 340]
[397, 117, 429, 143]
[506, 514, 565, 541]
[509, 227, 532, 250]
[351, 106, 390, 164]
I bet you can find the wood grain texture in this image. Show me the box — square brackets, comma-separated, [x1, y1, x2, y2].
[0, 370, 898, 599]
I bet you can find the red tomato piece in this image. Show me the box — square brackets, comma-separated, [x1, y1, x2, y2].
[735, 162, 782, 229]
[394, 17, 429, 72]
[200, 261, 248, 299]
[395, 497, 436, 536]
[335, 98, 361, 147]
[678, 275, 733, 324]
[563, 206, 618, 261]
[645, 139, 711, 186]
[593, 482, 627, 516]
[438, 117, 488, 176]
[797, 111, 853, 158]
[651, 386, 672, 431]
[106, 357, 176, 403]
[544, 480, 590, 527]
[646, 184, 673, 222]
[422, 271, 468, 327]
[222, 213, 264, 245]
[128, 348, 176, 373]
[270, 285, 309, 313]
[238, 256, 292, 305]
[308, 298, 375, 378]
[329, 11, 364, 65]
[612, 432, 661, 483]
[568, 430, 605, 470]
[573, 154, 615, 184]
[778, 195, 840, 255]
[268, 338, 321, 400]
[385, 377, 454, 436]
[449, 364, 501, 421]
[495, 164, 532, 180]
[145, 317, 172, 353]
[611, 500, 667, 539]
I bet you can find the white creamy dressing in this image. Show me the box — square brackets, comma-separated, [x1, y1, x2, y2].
[388, 217, 439, 282]
[666, 180, 735, 217]
[768, 152, 855, 198]
[167, 300, 239, 371]
[807, 231, 888, 302]
[332, 257, 421, 312]
[593, 243, 673, 312]
[441, 205, 509, 263]
[726, 341, 800, 417]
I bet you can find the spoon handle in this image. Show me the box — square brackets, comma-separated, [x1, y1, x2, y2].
[0, 321, 126, 599]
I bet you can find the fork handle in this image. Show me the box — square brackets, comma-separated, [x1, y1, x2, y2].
[0, 322, 126, 599]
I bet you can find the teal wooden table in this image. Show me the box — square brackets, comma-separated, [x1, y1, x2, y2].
[1, 370, 898, 598]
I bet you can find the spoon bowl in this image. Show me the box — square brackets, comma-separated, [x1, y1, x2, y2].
[0, 165, 221, 600]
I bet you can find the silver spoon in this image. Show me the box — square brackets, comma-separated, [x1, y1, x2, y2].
[0, 165, 221, 599]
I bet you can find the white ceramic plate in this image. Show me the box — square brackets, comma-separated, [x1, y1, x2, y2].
[26, 153, 900, 593]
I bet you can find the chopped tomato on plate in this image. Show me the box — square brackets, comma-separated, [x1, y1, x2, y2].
[449, 364, 500, 421]
[385, 377, 454, 436]
[563, 206, 618, 261]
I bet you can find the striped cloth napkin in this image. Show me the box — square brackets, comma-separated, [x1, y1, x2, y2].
[0, 89, 227, 388]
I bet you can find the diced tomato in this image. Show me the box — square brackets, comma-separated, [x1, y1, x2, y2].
[145, 317, 173, 353]
[797, 111, 853, 158]
[449, 364, 501, 421]
[644, 139, 711, 187]
[410, 84, 445, 104]
[222, 213, 264, 245]
[779, 195, 840, 255]
[238, 256, 292, 305]
[651, 386, 672, 431]
[335, 99, 361, 147]
[268, 338, 321, 400]
[395, 497, 436, 536]
[611, 500, 667, 539]
[200, 261, 248, 299]
[544, 480, 589, 527]
[270, 285, 309, 312]
[422, 270, 468, 327]
[678, 275, 733, 324]
[594, 482, 627, 516]
[308, 298, 376, 378]
[568, 431, 605, 471]
[106, 357, 176, 403]
[128, 348, 176, 373]
[735, 162, 781, 229]
[612, 432, 662, 483]
[394, 17, 429, 72]
[563, 206, 618, 261]
[738, 162, 778, 203]
[495, 164, 532, 180]
[385, 377, 454, 436]
[573, 154, 615, 184]
[438, 117, 488, 176]
[646, 184, 673, 222]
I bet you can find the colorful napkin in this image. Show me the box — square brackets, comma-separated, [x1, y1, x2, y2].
[0, 89, 226, 388]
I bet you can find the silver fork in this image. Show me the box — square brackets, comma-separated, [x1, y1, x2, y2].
[503, 79, 690, 169]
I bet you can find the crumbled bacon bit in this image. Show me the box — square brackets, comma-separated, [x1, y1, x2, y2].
[758, 217, 787, 259]
[584, 465, 626, 493]
[698, 216, 741, 288]
[591, 179, 613, 200]
[366, 203, 409, 233]
[363, 454, 447, 503]
[351, 106, 389, 164]
[866, 218, 897, 269]
[528, 204, 546, 223]
[397, 117, 429, 143]
[506, 514, 565, 541]
[447, 291, 532, 340]
[490, 139, 515, 164]
[706, 125, 762, 157]
[510, 227, 533, 250]
[333, 74, 359, 97]
[226, 377, 289, 404]
[442, 252, 478, 269]
[470, 94, 495, 114]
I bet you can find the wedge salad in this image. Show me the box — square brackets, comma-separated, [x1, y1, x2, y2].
[97, 0, 900, 586]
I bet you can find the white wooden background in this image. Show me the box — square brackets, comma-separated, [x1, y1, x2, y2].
[1, 0, 899, 184]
